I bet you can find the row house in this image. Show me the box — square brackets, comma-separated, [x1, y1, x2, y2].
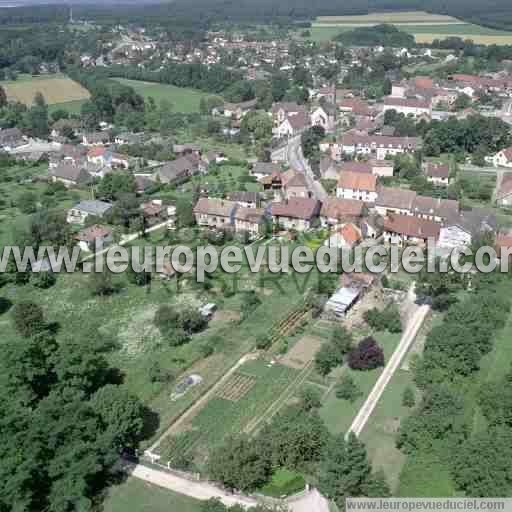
[375, 186, 459, 222]
[270, 198, 321, 232]
[341, 134, 422, 160]
[226, 191, 261, 208]
[222, 99, 258, 120]
[82, 132, 111, 147]
[49, 163, 91, 188]
[193, 198, 265, 236]
[338, 160, 394, 178]
[320, 197, 367, 228]
[233, 207, 266, 237]
[382, 97, 431, 119]
[383, 214, 440, 246]
[336, 171, 378, 203]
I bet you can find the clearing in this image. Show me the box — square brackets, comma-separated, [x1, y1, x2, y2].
[112, 78, 210, 113]
[1, 73, 90, 106]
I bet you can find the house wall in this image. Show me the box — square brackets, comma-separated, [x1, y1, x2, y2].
[274, 216, 310, 231]
[195, 213, 231, 229]
[336, 187, 377, 203]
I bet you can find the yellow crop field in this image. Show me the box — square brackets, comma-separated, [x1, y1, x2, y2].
[1, 74, 90, 106]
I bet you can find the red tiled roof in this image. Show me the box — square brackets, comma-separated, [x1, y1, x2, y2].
[271, 198, 321, 220]
[384, 214, 440, 240]
[87, 146, 106, 158]
[321, 197, 365, 220]
[340, 223, 362, 246]
[338, 170, 377, 192]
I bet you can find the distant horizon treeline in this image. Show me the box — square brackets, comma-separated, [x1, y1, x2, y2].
[1, 0, 512, 32]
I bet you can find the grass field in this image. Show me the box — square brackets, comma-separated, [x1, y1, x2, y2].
[103, 477, 202, 512]
[113, 78, 210, 113]
[47, 99, 88, 115]
[306, 11, 512, 44]
[1, 74, 90, 106]
[319, 331, 402, 436]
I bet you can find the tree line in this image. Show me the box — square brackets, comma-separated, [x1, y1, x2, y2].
[398, 271, 512, 496]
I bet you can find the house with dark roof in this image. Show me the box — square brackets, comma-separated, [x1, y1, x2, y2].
[270, 198, 321, 231]
[193, 198, 237, 230]
[50, 164, 91, 188]
[67, 200, 113, 225]
[155, 156, 200, 184]
[251, 162, 282, 180]
[0, 128, 25, 151]
[438, 208, 497, 251]
[375, 187, 417, 216]
[226, 191, 261, 208]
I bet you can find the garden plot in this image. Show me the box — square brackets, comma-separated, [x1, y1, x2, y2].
[281, 335, 323, 369]
[157, 358, 299, 467]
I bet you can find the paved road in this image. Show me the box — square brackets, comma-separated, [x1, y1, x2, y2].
[128, 463, 330, 511]
[286, 135, 328, 201]
[346, 288, 430, 439]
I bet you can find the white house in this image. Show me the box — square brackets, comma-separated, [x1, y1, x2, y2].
[492, 147, 512, 168]
[336, 171, 378, 203]
[383, 97, 431, 119]
[310, 104, 336, 133]
[341, 134, 421, 160]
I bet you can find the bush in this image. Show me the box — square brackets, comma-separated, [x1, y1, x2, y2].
[31, 271, 56, 289]
[335, 375, 362, 402]
[364, 305, 402, 333]
[12, 301, 45, 338]
[348, 337, 385, 371]
[0, 297, 12, 315]
[299, 387, 322, 411]
[402, 386, 415, 408]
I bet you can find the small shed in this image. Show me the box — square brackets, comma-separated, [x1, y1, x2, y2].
[324, 287, 361, 317]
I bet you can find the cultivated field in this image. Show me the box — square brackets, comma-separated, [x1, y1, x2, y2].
[158, 358, 300, 467]
[1, 74, 90, 106]
[308, 11, 512, 45]
[113, 78, 210, 113]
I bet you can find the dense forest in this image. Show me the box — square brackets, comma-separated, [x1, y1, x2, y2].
[1, 0, 512, 30]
